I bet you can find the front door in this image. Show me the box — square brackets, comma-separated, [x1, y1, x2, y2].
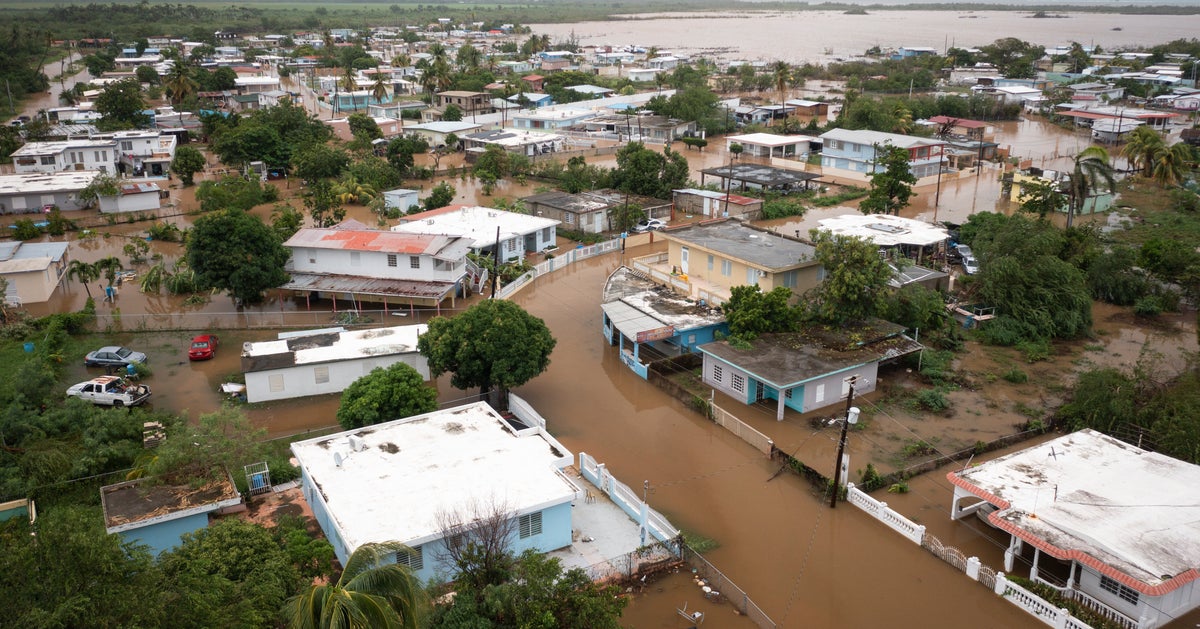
[681, 246, 689, 275]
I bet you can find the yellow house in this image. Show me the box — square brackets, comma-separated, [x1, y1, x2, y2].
[0, 241, 69, 305]
[650, 220, 822, 305]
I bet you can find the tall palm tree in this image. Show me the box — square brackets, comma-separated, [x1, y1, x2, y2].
[370, 73, 389, 107]
[1066, 146, 1116, 228]
[284, 542, 424, 629]
[66, 260, 100, 298]
[1150, 141, 1192, 187]
[342, 66, 359, 112]
[1119, 125, 1165, 178]
[94, 256, 125, 288]
[163, 63, 199, 105]
[771, 61, 792, 102]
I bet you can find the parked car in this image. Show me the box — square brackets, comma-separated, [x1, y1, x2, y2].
[188, 334, 219, 361]
[84, 346, 147, 368]
[66, 376, 151, 407]
[953, 244, 973, 263]
[962, 256, 980, 275]
[633, 218, 666, 233]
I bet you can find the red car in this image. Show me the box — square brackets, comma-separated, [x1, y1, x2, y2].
[188, 334, 219, 361]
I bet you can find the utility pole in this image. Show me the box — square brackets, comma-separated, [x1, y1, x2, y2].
[830, 376, 860, 509]
[489, 225, 501, 299]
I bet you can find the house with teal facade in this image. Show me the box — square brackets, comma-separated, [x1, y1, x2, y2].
[100, 475, 243, 556]
[290, 402, 579, 584]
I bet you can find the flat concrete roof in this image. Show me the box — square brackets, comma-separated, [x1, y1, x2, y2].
[393, 205, 559, 249]
[290, 402, 577, 551]
[727, 132, 816, 148]
[820, 128, 943, 149]
[816, 214, 950, 247]
[601, 266, 726, 338]
[700, 163, 821, 188]
[241, 324, 426, 372]
[659, 220, 817, 271]
[949, 429, 1200, 595]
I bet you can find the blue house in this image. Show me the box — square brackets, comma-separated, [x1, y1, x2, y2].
[509, 92, 554, 108]
[819, 128, 945, 179]
[697, 320, 922, 420]
[101, 476, 243, 556]
[601, 266, 729, 379]
[290, 402, 578, 583]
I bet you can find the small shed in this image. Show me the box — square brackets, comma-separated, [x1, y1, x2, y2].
[100, 474, 242, 556]
[383, 188, 420, 213]
[98, 182, 163, 214]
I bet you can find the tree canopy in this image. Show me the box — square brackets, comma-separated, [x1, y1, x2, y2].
[859, 144, 917, 216]
[610, 142, 690, 200]
[95, 78, 150, 130]
[172, 145, 207, 186]
[186, 208, 291, 304]
[336, 362, 438, 430]
[722, 285, 796, 339]
[804, 230, 894, 325]
[418, 300, 556, 409]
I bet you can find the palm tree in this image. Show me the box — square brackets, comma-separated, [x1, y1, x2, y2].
[1150, 141, 1192, 187]
[370, 73, 389, 107]
[332, 175, 378, 205]
[284, 542, 424, 629]
[1120, 125, 1165, 178]
[66, 260, 100, 298]
[94, 256, 125, 288]
[771, 61, 792, 102]
[342, 66, 359, 112]
[1065, 146, 1116, 228]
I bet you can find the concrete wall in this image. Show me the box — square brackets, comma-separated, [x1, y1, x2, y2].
[796, 363, 877, 413]
[245, 352, 430, 403]
[118, 511, 209, 556]
[98, 191, 160, 213]
[290, 247, 463, 283]
[0, 190, 87, 213]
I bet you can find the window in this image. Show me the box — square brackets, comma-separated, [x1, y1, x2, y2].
[268, 374, 284, 392]
[564, 213, 573, 224]
[41, 156, 55, 165]
[747, 268, 759, 285]
[94, 151, 102, 161]
[712, 364, 723, 383]
[826, 139, 840, 150]
[410, 256, 421, 269]
[785, 388, 793, 399]
[396, 545, 424, 570]
[350, 251, 361, 267]
[314, 366, 330, 384]
[732, 373, 746, 393]
[387, 254, 397, 267]
[720, 260, 732, 276]
[120, 141, 133, 151]
[707, 255, 714, 271]
[518, 511, 542, 538]
[781, 270, 799, 289]
[542, 227, 552, 240]
[1099, 576, 1140, 606]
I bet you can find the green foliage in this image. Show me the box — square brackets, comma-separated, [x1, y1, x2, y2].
[147, 406, 266, 486]
[272, 515, 335, 582]
[805, 230, 893, 325]
[1016, 338, 1052, 362]
[95, 78, 149, 130]
[146, 221, 185, 243]
[11, 218, 42, 240]
[422, 181, 456, 211]
[722, 285, 796, 339]
[1001, 367, 1029, 383]
[195, 176, 278, 213]
[915, 388, 949, 412]
[877, 284, 951, 334]
[611, 142, 690, 199]
[347, 112, 383, 142]
[810, 186, 868, 207]
[1133, 295, 1164, 317]
[760, 197, 807, 220]
[387, 135, 430, 175]
[858, 462, 886, 492]
[1087, 245, 1149, 306]
[186, 208, 290, 304]
[859, 144, 917, 215]
[302, 179, 346, 228]
[209, 101, 330, 169]
[418, 300, 556, 407]
[291, 143, 350, 185]
[347, 156, 402, 194]
[284, 542, 425, 629]
[270, 203, 304, 242]
[443, 103, 464, 121]
[337, 362, 438, 430]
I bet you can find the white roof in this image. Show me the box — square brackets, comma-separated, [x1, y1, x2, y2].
[10, 139, 114, 157]
[951, 429, 1200, 593]
[819, 128, 942, 149]
[0, 170, 100, 194]
[727, 132, 814, 148]
[405, 121, 481, 134]
[816, 214, 949, 247]
[290, 402, 576, 551]
[243, 324, 426, 365]
[234, 76, 280, 86]
[392, 205, 559, 249]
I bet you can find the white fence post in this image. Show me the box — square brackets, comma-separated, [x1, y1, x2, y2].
[995, 572, 1008, 596]
[966, 556, 981, 580]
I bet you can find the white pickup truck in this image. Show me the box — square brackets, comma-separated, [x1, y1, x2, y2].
[66, 376, 151, 407]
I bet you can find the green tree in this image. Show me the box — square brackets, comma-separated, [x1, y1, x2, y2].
[611, 142, 690, 199]
[1016, 178, 1067, 218]
[336, 362, 438, 430]
[1150, 141, 1192, 187]
[387, 135, 430, 175]
[284, 542, 425, 629]
[804, 230, 893, 325]
[271, 203, 305, 242]
[347, 112, 382, 142]
[422, 181, 456, 211]
[443, 103, 463, 122]
[172, 145, 207, 186]
[1065, 146, 1116, 229]
[95, 77, 150, 130]
[135, 64, 159, 85]
[164, 62, 199, 104]
[292, 143, 350, 185]
[859, 144, 917, 215]
[1120, 125, 1165, 178]
[418, 300, 556, 409]
[187, 209, 290, 303]
[66, 259, 101, 298]
[723, 285, 796, 339]
[303, 180, 346, 228]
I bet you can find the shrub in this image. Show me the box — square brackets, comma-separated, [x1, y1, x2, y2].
[1016, 339, 1051, 363]
[916, 389, 949, 412]
[11, 219, 42, 240]
[858, 462, 886, 492]
[1133, 295, 1163, 317]
[1001, 367, 1028, 383]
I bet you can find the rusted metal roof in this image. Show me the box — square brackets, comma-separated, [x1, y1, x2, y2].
[284, 227, 470, 259]
[282, 272, 460, 301]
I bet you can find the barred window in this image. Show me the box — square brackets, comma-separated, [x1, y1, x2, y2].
[396, 545, 423, 570]
[387, 254, 397, 267]
[314, 366, 329, 384]
[732, 373, 745, 393]
[1099, 576, 1139, 606]
[518, 511, 542, 539]
[410, 256, 421, 269]
[712, 364, 723, 383]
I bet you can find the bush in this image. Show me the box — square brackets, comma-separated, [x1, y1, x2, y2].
[1001, 367, 1028, 383]
[11, 219, 42, 240]
[1133, 295, 1163, 317]
[1016, 338, 1051, 362]
[978, 316, 1037, 347]
[916, 388, 949, 412]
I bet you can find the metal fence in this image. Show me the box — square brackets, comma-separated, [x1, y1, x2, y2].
[86, 305, 468, 333]
[709, 402, 774, 456]
[495, 236, 624, 300]
[680, 544, 777, 629]
[576, 539, 679, 584]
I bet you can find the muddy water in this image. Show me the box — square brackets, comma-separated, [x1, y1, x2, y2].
[531, 11, 1200, 63]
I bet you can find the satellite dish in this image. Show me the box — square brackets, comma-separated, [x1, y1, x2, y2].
[333, 451, 344, 467]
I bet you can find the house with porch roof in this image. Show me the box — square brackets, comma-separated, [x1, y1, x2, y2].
[948, 429, 1200, 629]
[819, 129, 945, 182]
[392, 205, 559, 262]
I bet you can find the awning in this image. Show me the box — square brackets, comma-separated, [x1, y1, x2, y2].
[602, 300, 673, 343]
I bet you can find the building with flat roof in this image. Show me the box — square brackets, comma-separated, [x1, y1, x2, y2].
[698, 163, 821, 195]
[0, 241, 70, 305]
[949, 429, 1200, 629]
[241, 324, 429, 403]
[393, 205, 559, 262]
[100, 475, 242, 556]
[725, 133, 817, 159]
[0, 170, 99, 213]
[819, 128, 945, 181]
[672, 188, 764, 220]
[290, 401, 578, 582]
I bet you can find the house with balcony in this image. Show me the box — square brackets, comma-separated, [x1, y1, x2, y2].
[290, 401, 578, 582]
[634, 219, 822, 306]
[512, 107, 596, 131]
[577, 113, 696, 142]
[234, 76, 280, 95]
[105, 129, 177, 177]
[819, 129, 945, 182]
[11, 139, 117, 174]
[460, 129, 566, 158]
[725, 132, 816, 159]
[948, 429, 1200, 629]
[392, 205, 559, 262]
[435, 90, 493, 117]
[280, 221, 472, 311]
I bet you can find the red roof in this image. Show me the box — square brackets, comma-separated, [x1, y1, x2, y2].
[522, 74, 544, 82]
[287, 228, 444, 254]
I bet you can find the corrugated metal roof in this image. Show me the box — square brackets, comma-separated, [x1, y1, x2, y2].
[281, 273, 459, 301]
[285, 228, 470, 259]
[601, 300, 669, 340]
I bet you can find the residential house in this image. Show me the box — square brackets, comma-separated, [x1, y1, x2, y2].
[520, 74, 545, 91]
[435, 90, 492, 117]
[815, 214, 950, 261]
[948, 429, 1200, 629]
[785, 99, 831, 121]
[233, 76, 280, 95]
[392, 205, 559, 262]
[522, 189, 670, 234]
[97, 182, 163, 214]
[512, 108, 596, 131]
[100, 474, 242, 556]
[11, 139, 117, 174]
[626, 68, 663, 83]
[601, 266, 729, 379]
[107, 129, 177, 177]
[0, 241, 69, 305]
[578, 113, 696, 142]
[565, 84, 615, 98]
[1067, 82, 1125, 104]
[646, 56, 681, 70]
[698, 319, 922, 420]
[1009, 169, 1115, 216]
[698, 163, 822, 195]
[892, 46, 938, 59]
[819, 128, 945, 181]
[974, 84, 1044, 107]
[508, 92, 554, 108]
[639, 219, 822, 305]
[402, 121, 482, 147]
[726, 132, 815, 159]
[241, 325, 429, 403]
[290, 401, 578, 581]
[672, 189, 764, 220]
[460, 130, 566, 158]
[281, 222, 472, 311]
[926, 115, 993, 142]
[0, 170, 97, 213]
[496, 60, 533, 74]
[733, 104, 793, 126]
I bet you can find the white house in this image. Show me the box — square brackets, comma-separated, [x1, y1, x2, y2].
[402, 121, 482, 147]
[234, 76, 281, 94]
[948, 429, 1200, 629]
[392, 205, 559, 262]
[290, 401, 578, 582]
[106, 129, 177, 177]
[11, 139, 117, 174]
[0, 170, 98, 213]
[281, 222, 472, 310]
[241, 325, 429, 403]
[382, 188, 420, 214]
[0, 241, 70, 305]
[819, 128, 945, 181]
[98, 182, 162, 214]
[726, 132, 815, 159]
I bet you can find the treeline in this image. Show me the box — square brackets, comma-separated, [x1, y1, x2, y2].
[0, 23, 52, 109]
